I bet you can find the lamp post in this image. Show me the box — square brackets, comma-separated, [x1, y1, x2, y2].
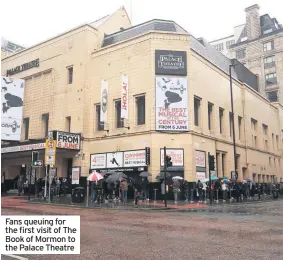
[229, 64, 238, 181]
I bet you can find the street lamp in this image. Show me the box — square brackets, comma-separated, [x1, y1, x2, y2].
[229, 63, 238, 181]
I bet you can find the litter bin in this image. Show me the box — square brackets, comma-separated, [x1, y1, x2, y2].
[72, 187, 85, 203]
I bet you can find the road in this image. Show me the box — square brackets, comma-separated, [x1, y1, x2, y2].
[1, 197, 283, 260]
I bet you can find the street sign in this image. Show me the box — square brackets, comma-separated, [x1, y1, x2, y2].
[45, 139, 56, 165]
[33, 160, 43, 167]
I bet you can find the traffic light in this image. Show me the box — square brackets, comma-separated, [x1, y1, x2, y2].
[165, 155, 173, 167]
[209, 155, 215, 171]
[32, 151, 39, 166]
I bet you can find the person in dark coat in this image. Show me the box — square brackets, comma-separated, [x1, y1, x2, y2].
[183, 181, 189, 203]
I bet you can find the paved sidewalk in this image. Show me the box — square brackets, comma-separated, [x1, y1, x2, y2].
[28, 196, 209, 210]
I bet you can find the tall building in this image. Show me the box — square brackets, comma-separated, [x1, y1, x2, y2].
[210, 4, 283, 104]
[1, 37, 25, 59]
[1, 6, 283, 193]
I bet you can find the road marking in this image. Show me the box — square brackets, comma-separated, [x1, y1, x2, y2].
[2, 255, 28, 260]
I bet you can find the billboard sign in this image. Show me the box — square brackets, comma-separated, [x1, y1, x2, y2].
[155, 50, 187, 76]
[1, 76, 25, 141]
[156, 77, 188, 131]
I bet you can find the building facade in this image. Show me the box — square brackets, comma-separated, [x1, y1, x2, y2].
[1, 7, 283, 189]
[210, 4, 283, 104]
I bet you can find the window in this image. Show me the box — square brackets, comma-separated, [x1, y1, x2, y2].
[222, 154, 225, 177]
[66, 116, 71, 132]
[265, 140, 268, 150]
[42, 113, 49, 137]
[263, 55, 275, 69]
[208, 103, 213, 130]
[226, 40, 235, 49]
[251, 118, 258, 148]
[276, 135, 279, 150]
[229, 112, 233, 136]
[236, 49, 246, 59]
[23, 118, 29, 140]
[265, 73, 277, 85]
[238, 116, 242, 140]
[194, 97, 201, 126]
[263, 28, 273, 34]
[95, 104, 104, 131]
[267, 91, 278, 102]
[251, 118, 257, 132]
[115, 100, 124, 128]
[263, 41, 274, 52]
[213, 43, 224, 51]
[219, 108, 224, 133]
[272, 133, 275, 150]
[136, 96, 145, 125]
[67, 67, 73, 84]
[262, 124, 268, 135]
[269, 157, 272, 166]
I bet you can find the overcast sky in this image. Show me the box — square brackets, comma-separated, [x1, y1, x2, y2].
[1, 0, 282, 47]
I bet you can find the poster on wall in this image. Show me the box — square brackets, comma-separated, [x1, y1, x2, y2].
[71, 167, 80, 185]
[123, 150, 146, 167]
[195, 150, 206, 167]
[160, 149, 184, 167]
[121, 74, 128, 119]
[1, 76, 25, 141]
[90, 153, 107, 169]
[196, 172, 206, 181]
[56, 132, 80, 150]
[100, 80, 108, 123]
[156, 77, 188, 131]
[106, 152, 123, 168]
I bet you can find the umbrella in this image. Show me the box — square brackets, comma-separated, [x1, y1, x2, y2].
[172, 176, 183, 180]
[106, 172, 127, 183]
[139, 171, 152, 177]
[156, 172, 171, 180]
[87, 172, 104, 181]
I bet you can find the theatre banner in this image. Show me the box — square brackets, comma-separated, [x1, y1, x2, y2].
[155, 77, 188, 131]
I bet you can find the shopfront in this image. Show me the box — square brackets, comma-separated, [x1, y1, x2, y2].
[90, 148, 150, 178]
[1, 131, 81, 190]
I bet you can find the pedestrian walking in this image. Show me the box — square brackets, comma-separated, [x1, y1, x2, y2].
[120, 179, 128, 202]
[196, 180, 203, 202]
[91, 181, 97, 202]
[56, 177, 61, 197]
[183, 180, 189, 203]
[221, 182, 228, 201]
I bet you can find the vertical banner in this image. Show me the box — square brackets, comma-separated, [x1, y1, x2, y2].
[100, 80, 108, 123]
[121, 74, 129, 119]
[155, 77, 189, 131]
[1, 76, 25, 141]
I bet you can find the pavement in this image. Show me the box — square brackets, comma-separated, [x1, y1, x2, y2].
[1, 196, 283, 260]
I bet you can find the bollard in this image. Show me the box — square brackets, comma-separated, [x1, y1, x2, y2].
[190, 189, 194, 203]
[153, 189, 158, 203]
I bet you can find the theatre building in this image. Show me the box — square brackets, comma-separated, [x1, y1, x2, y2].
[2, 6, 283, 190]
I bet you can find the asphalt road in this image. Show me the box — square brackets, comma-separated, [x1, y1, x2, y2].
[2, 198, 283, 260]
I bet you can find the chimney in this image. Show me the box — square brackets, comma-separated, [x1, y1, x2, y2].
[245, 4, 261, 40]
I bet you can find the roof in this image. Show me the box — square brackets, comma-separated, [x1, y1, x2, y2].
[190, 36, 258, 91]
[102, 19, 188, 47]
[100, 18, 259, 91]
[89, 15, 110, 28]
[209, 35, 234, 44]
